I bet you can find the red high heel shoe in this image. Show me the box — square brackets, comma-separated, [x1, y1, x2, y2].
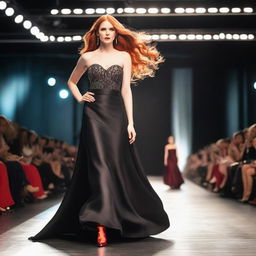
[97, 224, 108, 247]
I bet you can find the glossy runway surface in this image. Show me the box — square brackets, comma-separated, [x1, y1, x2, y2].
[0, 177, 256, 256]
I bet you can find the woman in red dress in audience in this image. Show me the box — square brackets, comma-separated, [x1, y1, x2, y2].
[163, 136, 184, 189]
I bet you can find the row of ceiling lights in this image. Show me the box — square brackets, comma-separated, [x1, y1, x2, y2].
[50, 7, 254, 15]
[0, 1, 255, 42]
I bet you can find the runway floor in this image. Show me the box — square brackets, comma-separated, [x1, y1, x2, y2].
[0, 177, 256, 256]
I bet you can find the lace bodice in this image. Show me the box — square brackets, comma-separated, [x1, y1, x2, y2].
[87, 64, 123, 91]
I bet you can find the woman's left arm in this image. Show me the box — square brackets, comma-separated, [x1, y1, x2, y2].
[121, 52, 136, 144]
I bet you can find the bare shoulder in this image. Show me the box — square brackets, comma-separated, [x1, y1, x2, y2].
[120, 51, 131, 59]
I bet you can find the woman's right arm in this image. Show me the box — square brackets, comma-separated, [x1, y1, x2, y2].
[67, 54, 95, 103]
[164, 145, 168, 166]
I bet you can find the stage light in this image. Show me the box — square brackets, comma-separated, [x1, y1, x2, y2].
[96, 8, 105, 14]
[5, 7, 14, 16]
[179, 34, 187, 40]
[161, 8, 170, 14]
[124, 8, 135, 13]
[136, 8, 146, 14]
[51, 9, 58, 15]
[219, 33, 225, 39]
[232, 34, 239, 40]
[175, 8, 185, 14]
[0, 1, 7, 10]
[14, 14, 23, 23]
[226, 34, 232, 39]
[40, 36, 49, 42]
[160, 34, 168, 40]
[30, 26, 39, 35]
[23, 20, 32, 29]
[248, 34, 254, 40]
[64, 36, 72, 42]
[106, 8, 115, 14]
[187, 34, 196, 40]
[151, 34, 160, 40]
[219, 7, 229, 13]
[85, 8, 95, 14]
[35, 32, 44, 39]
[148, 8, 159, 14]
[185, 8, 195, 14]
[240, 34, 248, 40]
[254, 82, 256, 90]
[48, 77, 56, 86]
[213, 34, 220, 40]
[61, 9, 71, 15]
[231, 8, 241, 13]
[57, 36, 64, 42]
[196, 34, 203, 40]
[49, 35, 55, 41]
[169, 34, 177, 40]
[73, 35, 82, 41]
[59, 89, 69, 99]
[208, 7, 218, 13]
[244, 7, 253, 13]
[73, 8, 83, 14]
[196, 8, 206, 14]
[117, 8, 123, 14]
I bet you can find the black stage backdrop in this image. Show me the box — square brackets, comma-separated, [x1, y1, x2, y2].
[0, 42, 256, 174]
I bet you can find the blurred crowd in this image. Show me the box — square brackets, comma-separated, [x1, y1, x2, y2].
[184, 124, 256, 205]
[0, 115, 77, 214]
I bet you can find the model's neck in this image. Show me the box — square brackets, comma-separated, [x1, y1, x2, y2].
[98, 43, 114, 53]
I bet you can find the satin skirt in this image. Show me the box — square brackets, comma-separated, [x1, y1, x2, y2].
[29, 88, 170, 241]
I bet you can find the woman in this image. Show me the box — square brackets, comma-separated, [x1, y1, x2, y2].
[29, 14, 170, 247]
[163, 136, 184, 189]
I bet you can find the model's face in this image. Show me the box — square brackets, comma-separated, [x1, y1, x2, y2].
[97, 20, 116, 45]
[168, 136, 174, 144]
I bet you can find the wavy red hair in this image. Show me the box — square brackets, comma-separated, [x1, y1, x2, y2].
[80, 14, 164, 83]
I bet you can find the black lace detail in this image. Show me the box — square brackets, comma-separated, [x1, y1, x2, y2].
[87, 64, 123, 91]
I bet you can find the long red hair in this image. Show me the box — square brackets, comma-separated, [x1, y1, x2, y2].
[80, 14, 164, 83]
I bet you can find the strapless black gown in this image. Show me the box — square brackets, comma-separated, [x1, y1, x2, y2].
[29, 63, 170, 241]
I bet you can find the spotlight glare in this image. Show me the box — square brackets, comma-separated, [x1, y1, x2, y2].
[208, 7, 218, 13]
[96, 8, 105, 14]
[40, 36, 49, 42]
[196, 8, 206, 14]
[231, 8, 241, 13]
[0, 1, 7, 10]
[219, 33, 225, 39]
[161, 8, 171, 14]
[213, 34, 220, 40]
[195, 34, 203, 40]
[59, 89, 69, 99]
[232, 34, 239, 40]
[254, 82, 256, 90]
[51, 9, 59, 15]
[244, 7, 253, 13]
[61, 8, 71, 15]
[185, 8, 195, 14]
[239, 34, 248, 40]
[73, 8, 83, 14]
[136, 8, 146, 14]
[14, 14, 23, 23]
[23, 20, 32, 29]
[148, 8, 159, 14]
[85, 8, 95, 14]
[73, 35, 82, 41]
[48, 77, 56, 86]
[219, 7, 230, 13]
[124, 7, 135, 13]
[5, 7, 14, 16]
[175, 8, 185, 14]
[226, 34, 232, 40]
[106, 8, 115, 14]
[169, 34, 177, 40]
